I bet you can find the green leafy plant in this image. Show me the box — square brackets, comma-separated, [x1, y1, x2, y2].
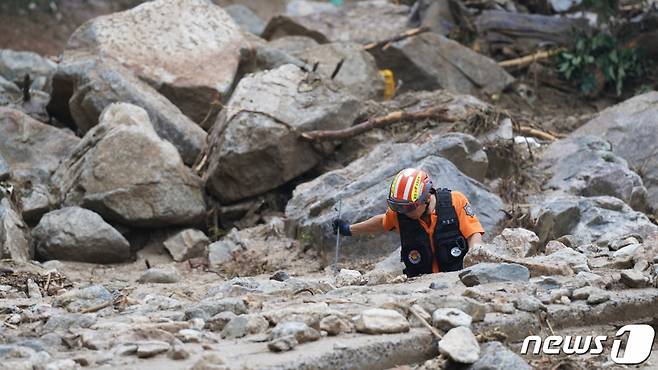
[557, 31, 648, 96]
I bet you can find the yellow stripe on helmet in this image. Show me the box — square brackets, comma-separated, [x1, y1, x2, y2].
[411, 172, 422, 201]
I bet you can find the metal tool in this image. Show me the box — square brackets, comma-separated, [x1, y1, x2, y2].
[333, 198, 342, 273]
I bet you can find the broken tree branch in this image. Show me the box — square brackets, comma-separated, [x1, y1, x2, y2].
[498, 48, 565, 68]
[364, 27, 429, 50]
[301, 106, 453, 142]
[409, 306, 443, 340]
[517, 126, 561, 141]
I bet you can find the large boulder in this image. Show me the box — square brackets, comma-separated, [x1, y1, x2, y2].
[540, 135, 647, 211]
[203, 64, 361, 204]
[48, 57, 206, 165]
[0, 197, 32, 262]
[262, 0, 409, 44]
[572, 92, 658, 207]
[0, 107, 80, 221]
[368, 32, 514, 95]
[292, 43, 385, 100]
[32, 207, 130, 263]
[475, 11, 589, 55]
[62, 0, 246, 124]
[531, 195, 658, 246]
[285, 136, 504, 258]
[0, 49, 57, 92]
[52, 103, 206, 228]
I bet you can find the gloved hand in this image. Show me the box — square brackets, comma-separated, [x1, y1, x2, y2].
[332, 218, 352, 236]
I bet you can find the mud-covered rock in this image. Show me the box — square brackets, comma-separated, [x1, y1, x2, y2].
[573, 92, 658, 206]
[286, 136, 503, 258]
[52, 103, 206, 228]
[48, 57, 206, 165]
[32, 207, 130, 263]
[62, 0, 246, 124]
[203, 64, 361, 203]
[369, 32, 514, 95]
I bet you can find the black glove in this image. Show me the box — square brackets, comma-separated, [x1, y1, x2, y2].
[332, 218, 352, 236]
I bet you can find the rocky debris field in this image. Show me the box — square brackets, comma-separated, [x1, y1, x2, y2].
[1, 0, 658, 369]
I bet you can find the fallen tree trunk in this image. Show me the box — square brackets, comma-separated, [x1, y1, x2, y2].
[300, 106, 453, 141]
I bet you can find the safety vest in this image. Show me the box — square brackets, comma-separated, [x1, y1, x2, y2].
[397, 188, 468, 277]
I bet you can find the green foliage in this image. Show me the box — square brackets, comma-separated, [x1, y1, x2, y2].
[556, 31, 648, 96]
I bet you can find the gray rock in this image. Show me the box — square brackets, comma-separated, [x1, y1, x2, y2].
[319, 315, 353, 336]
[184, 297, 248, 321]
[0, 49, 57, 92]
[620, 270, 650, 288]
[62, 0, 245, 124]
[49, 56, 205, 164]
[416, 295, 487, 322]
[190, 352, 226, 369]
[225, 4, 266, 36]
[163, 229, 209, 262]
[431, 133, 489, 182]
[514, 295, 545, 313]
[408, 0, 457, 35]
[540, 135, 648, 211]
[0, 153, 9, 181]
[459, 263, 530, 287]
[0, 75, 21, 107]
[354, 308, 410, 334]
[609, 236, 640, 251]
[292, 43, 384, 100]
[52, 103, 206, 228]
[0, 198, 32, 262]
[32, 207, 130, 263]
[468, 341, 531, 370]
[432, 308, 472, 331]
[587, 290, 610, 305]
[0, 107, 80, 221]
[270, 271, 290, 282]
[270, 321, 320, 343]
[263, 1, 408, 45]
[53, 285, 112, 312]
[475, 11, 588, 55]
[545, 240, 568, 254]
[268, 36, 319, 54]
[42, 313, 96, 333]
[136, 341, 170, 358]
[572, 286, 599, 300]
[286, 137, 504, 258]
[573, 92, 658, 206]
[335, 269, 365, 287]
[532, 195, 657, 246]
[203, 64, 361, 203]
[438, 326, 480, 364]
[44, 359, 77, 370]
[369, 32, 514, 95]
[221, 314, 269, 339]
[268, 335, 298, 352]
[137, 267, 180, 284]
[490, 228, 541, 258]
[206, 311, 237, 332]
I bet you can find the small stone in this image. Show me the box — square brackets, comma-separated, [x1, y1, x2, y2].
[633, 259, 649, 272]
[432, 308, 472, 331]
[205, 311, 237, 332]
[221, 314, 269, 339]
[612, 243, 643, 260]
[409, 304, 433, 329]
[319, 315, 353, 336]
[137, 267, 180, 284]
[270, 321, 320, 343]
[45, 359, 77, 370]
[335, 269, 365, 287]
[27, 279, 42, 299]
[270, 270, 290, 281]
[114, 343, 138, 356]
[587, 291, 610, 305]
[545, 240, 567, 254]
[459, 263, 530, 286]
[514, 296, 545, 312]
[169, 339, 189, 360]
[163, 229, 209, 262]
[429, 281, 450, 290]
[572, 286, 598, 300]
[438, 326, 480, 364]
[354, 308, 410, 334]
[136, 341, 170, 358]
[268, 335, 298, 352]
[492, 302, 516, 314]
[177, 329, 203, 343]
[653, 255, 658, 264]
[609, 236, 639, 251]
[557, 235, 579, 249]
[470, 341, 531, 370]
[573, 264, 591, 273]
[620, 270, 650, 288]
[549, 288, 571, 303]
[190, 352, 225, 370]
[560, 296, 571, 305]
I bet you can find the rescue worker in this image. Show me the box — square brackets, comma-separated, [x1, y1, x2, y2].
[332, 168, 484, 277]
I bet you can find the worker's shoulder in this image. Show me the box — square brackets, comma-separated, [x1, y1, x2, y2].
[447, 190, 468, 204]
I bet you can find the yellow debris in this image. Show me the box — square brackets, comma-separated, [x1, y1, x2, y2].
[379, 69, 395, 100]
